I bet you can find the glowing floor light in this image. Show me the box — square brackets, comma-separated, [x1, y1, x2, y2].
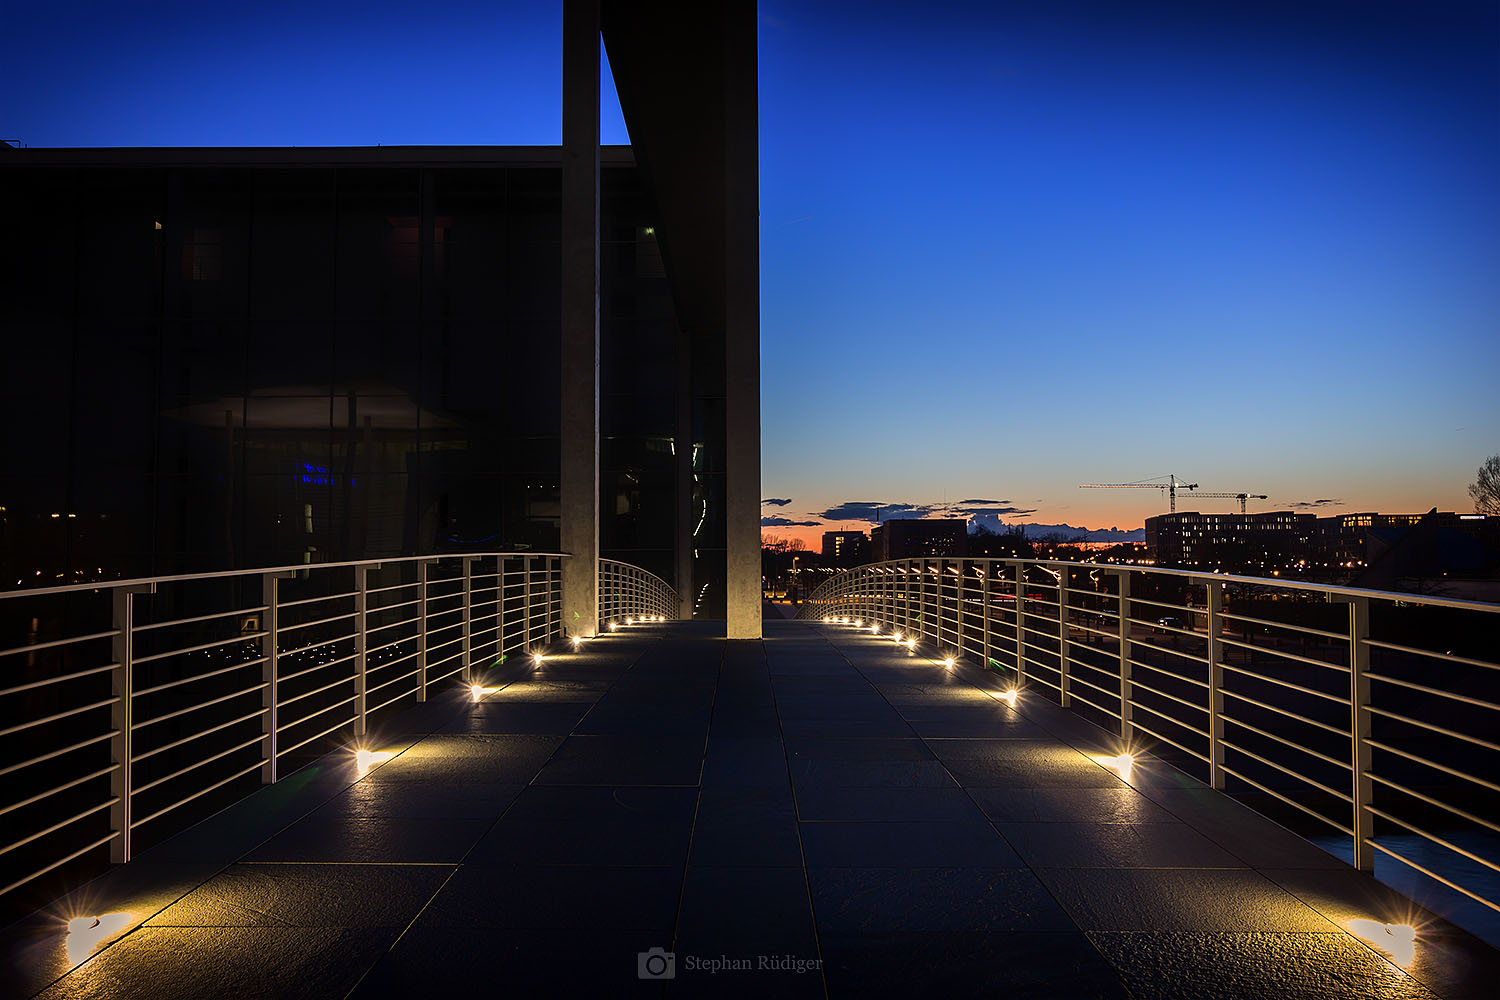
[354, 748, 395, 775]
[904, 639, 916, 650]
[65, 913, 133, 963]
[893, 632, 903, 643]
[570, 636, 582, 649]
[1000, 689, 1019, 707]
[1348, 919, 1417, 966]
[942, 656, 956, 669]
[1092, 752, 1136, 780]
[870, 623, 880, 634]
[854, 618, 863, 627]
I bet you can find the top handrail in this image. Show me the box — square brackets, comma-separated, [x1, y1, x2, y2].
[0, 551, 572, 601]
[803, 556, 1500, 613]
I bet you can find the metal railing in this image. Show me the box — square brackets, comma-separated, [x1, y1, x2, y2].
[599, 558, 681, 626]
[798, 558, 1500, 918]
[0, 552, 564, 907]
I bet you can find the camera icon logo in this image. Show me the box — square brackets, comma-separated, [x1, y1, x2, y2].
[638, 947, 676, 980]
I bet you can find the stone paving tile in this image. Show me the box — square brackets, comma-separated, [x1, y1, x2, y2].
[795, 786, 987, 823]
[415, 864, 681, 930]
[1035, 868, 1340, 932]
[799, 821, 1022, 868]
[145, 863, 451, 927]
[808, 867, 1074, 933]
[532, 734, 705, 785]
[35, 926, 400, 1000]
[15, 620, 1500, 1000]
[1087, 931, 1437, 1000]
[311, 781, 524, 820]
[970, 785, 1180, 824]
[350, 925, 667, 999]
[819, 930, 1131, 999]
[243, 815, 492, 864]
[998, 821, 1246, 869]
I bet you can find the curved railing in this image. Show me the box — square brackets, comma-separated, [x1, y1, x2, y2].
[798, 557, 1500, 925]
[0, 552, 565, 910]
[599, 558, 681, 626]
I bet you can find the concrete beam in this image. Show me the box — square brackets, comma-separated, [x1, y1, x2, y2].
[561, 0, 601, 637]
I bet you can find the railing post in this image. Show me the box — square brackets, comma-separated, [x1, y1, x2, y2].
[1207, 580, 1226, 789]
[354, 563, 370, 737]
[1013, 562, 1025, 685]
[1058, 564, 1071, 708]
[523, 555, 533, 650]
[260, 572, 292, 783]
[1349, 595, 1374, 871]
[1118, 571, 1133, 741]
[981, 564, 991, 669]
[416, 559, 429, 701]
[462, 556, 474, 684]
[109, 582, 153, 864]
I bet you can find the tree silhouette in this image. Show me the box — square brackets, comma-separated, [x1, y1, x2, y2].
[1470, 455, 1500, 515]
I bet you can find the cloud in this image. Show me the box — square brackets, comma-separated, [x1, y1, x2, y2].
[761, 498, 792, 506]
[1288, 498, 1344, 509]
[761, 516, 820, 527]
[813, 498, 1043, 524]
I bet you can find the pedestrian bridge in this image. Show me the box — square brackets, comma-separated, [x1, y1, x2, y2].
[3, 557, 1499, 997]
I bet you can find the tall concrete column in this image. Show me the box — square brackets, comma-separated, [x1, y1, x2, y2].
[561, 0, 600, 637]
[723, 1, 761, 639]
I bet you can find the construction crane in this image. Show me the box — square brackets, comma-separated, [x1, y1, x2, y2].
[1079, 475, 1198, 513]
[1079, 477, 1269, 514]
[1187, 492, 1269, 514]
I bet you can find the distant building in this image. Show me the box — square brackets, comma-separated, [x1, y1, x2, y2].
[822, 530, 870, 567]
[1145, 511, 1315, 570]
[870, 519, 968, 561]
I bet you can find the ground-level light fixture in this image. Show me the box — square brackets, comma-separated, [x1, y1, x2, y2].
[354, 747, 396, 775]
[65, 913, 134, 963]
[1000, 689, 1019, 707]
[1347, 919, 1417, 966]
[942, 656, 956, 669]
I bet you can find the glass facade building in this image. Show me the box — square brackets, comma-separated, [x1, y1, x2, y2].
[0, 147, 728, 615]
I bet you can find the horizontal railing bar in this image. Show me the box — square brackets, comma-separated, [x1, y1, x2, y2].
[132, 707, 268, 763]
[277, 610, 359, 634]
[0, 696, 119, 738]
[1219, 662, 1349, 706]
[133, 657, 267, 698]
[1126, 675, 1211, 715]
[364, 580, 419, 596]
[1364, 638, 1500, 673]
[366, 666, 422, 698]
[276, 653, 359, 684]
[133, 631, 264, 665]
[276, 712, 358, 756]
[368, 597, 420, 617]
[366, 614, 422, 638]
[0, 662, 119, 698]
[0, 799, 117, 860]
[1127, 658, 1210, 690]
[1366, 706, 1500, 754]
[0, 764, 119, 818]
[0, 628, 121, 659]
[367, 684, 418, 716]
[1062, 687, 1122, 720]
[0, 831, 119, 898]
[1366, 772, 1500, 838]
[1364, 739, 1500, 795]
[1128, 717, 1211, 763]
[134, 684, 266, 730]
[1220, 712, 1351, 771]
[1365, 671, 1500, 713]
[1219, 688, 1349, 739]
[135, 605, 269, 634]
[132, 733, 267, 795]
[1217, 609, 1347, 642]
[277, 590, 357, 611]
[1127, 638, 1210, 666]
[1128, 698, 1211, 740]
[279, 632, 355, 660]
[1369, 840, 1500, 915]
[1217, 762, 1355, 836]
[277, 674, 356, 710]
[0, 730, 118, 778]
[1218, 635, 1350, 674]
[130, 760, 265, 829]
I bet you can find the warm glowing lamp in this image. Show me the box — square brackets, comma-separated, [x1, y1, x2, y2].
[1348, 919, 1416, 966]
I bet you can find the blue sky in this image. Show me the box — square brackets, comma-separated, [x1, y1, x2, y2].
[5, 1, 1496, 540]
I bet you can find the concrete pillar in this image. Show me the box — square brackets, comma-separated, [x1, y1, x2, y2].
[561, 0, 601, 637]
[723, 1, 761, 639]
[675, 322, 694, 619]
